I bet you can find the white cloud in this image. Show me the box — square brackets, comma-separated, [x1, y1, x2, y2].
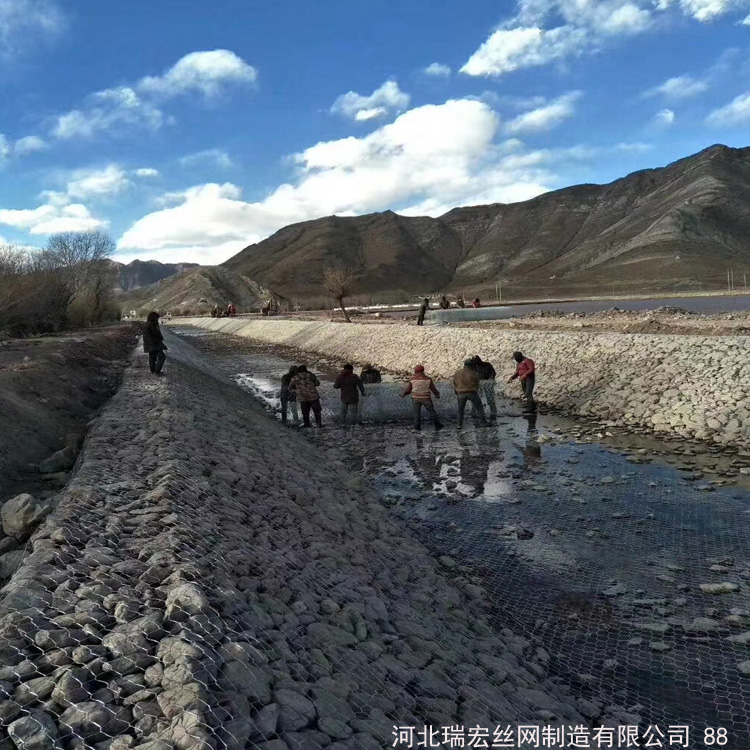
[119, 98, 594, 262]
[505, 91, 581, 134]
[644, 74, 709, 100]
[52, 86, 165, 140]
[0, 0, 63, 58]
[178, 149, 234, 169]
[652, 108, 676, 126]
[706, 91, 750, 126]
[331, 80, 410, 121]
[137, 50, 257, 98]
[742, 11, 750, 22]
[51, 50, 256, 140]
[0, 134, 8, 161]
[134, 168, 159, 178]
[13, 135, 47, 155]
[424, 62, 451, 77]
[463, 0, 749, 78]
[658, 0, 750, 21]
[39, 165, 132, 207]
[461, 25, 588, 76]
[0, 203, 107, 235]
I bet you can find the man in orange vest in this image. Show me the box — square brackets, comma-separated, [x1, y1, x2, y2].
[401, 365, 443, 431]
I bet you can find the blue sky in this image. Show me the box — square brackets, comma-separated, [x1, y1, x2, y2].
[0, 0, 749, 264]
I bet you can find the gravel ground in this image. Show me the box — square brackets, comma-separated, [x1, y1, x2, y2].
[0, 331, 595, 750]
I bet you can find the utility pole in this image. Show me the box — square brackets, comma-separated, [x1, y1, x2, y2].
[744, 273, 747, 291]
[727, 269, 731, 293]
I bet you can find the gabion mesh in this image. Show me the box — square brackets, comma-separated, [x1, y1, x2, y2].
[0, 331, 609, 750]
[173, 328, 750, 748]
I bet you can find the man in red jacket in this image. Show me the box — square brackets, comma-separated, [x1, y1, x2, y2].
[507, 351, 536, 403]
[401, 365, 443, 431]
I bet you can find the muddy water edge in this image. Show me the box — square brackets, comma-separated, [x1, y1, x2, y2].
[173, 326, 750, 743]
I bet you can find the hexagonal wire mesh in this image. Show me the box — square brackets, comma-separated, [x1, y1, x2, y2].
[179, 327, 750, 748]
[0, 330, 615, 750]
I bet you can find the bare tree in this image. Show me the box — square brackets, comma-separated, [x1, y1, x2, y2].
[323, 265, 359, 323]
[45, 231, 117, 324]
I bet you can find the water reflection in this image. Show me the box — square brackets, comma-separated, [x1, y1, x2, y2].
[522, 413, 542, 470]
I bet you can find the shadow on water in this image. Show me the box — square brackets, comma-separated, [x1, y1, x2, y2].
[174, 328, 750, 742]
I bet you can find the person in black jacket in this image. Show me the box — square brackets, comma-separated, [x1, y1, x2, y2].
[279, 366, 300, 425]
[360, 364, 382, 384]
[143, 311, 167, 375]
[467, 355, 497, 419]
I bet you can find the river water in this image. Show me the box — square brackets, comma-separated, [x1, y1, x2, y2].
[426, 295, 750, 325]
[175, 327, 750, 745]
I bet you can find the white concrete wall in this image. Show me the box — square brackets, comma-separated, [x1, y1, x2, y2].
[179, 317, 750, 446]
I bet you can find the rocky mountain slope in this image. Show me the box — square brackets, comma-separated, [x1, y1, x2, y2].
[224, 143, 750, 297]
[120, 265, 273, 314]
[113, 259, 199, 292]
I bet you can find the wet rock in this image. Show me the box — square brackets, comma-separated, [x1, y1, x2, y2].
[650, 642, 672, 652]
[684, 617, 721, 634]
[700, 582, 740, 594]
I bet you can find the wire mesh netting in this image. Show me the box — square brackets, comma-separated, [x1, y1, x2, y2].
[0, 331, 618, 750]
[174, 329, 750, 748]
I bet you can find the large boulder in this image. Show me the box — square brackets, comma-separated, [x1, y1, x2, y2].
[1, 494, 52, 537]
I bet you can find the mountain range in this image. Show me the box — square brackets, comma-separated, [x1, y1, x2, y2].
[121, 143, 750, 307]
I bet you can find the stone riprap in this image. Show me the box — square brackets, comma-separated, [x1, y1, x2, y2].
[180, 318, 750, 448]
[0, 332, 587, 750]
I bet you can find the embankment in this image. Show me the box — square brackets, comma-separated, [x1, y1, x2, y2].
[180, 317, 750, 447]
[0, 332, 587, 750]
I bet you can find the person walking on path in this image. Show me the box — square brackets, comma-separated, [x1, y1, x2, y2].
[279, 366, 300, 425]
[467, 355, 498, 419]
[416, 298, 430, 326]
[507, 351, 536, 404]
[227, 302, 237, 317]
[401, 365, 443, 432]
[334, 364, 366, 426]
[143, 311, 167, 376]
[360, 363, 382, 384]
[453, 359, 488, 429]
[289, 365, 323, 428]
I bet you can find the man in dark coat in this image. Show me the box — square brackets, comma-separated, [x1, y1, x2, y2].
[143, 311, 167, 375]
[360, 364, 382, 384]
[416, 298, 429, 326]
[334, 364, 366, 426]
[279, 366, 300, 425]
[467, 355, 498, 419]
[289, 365, 323, 428]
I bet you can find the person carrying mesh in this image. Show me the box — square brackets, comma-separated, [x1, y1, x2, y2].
[466, 355, 498, 420]
[279, 365, 300, 425]
[289, 365, 324, 428]
[401, 365, 443, 432]
[334, 364, 366, 427]
[453, 359, 488, 429]
[507, 351, 536, 404]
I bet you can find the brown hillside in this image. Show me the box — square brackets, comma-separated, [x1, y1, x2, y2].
[224, 143, 750, 298]
[120, 266, 274, 315]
